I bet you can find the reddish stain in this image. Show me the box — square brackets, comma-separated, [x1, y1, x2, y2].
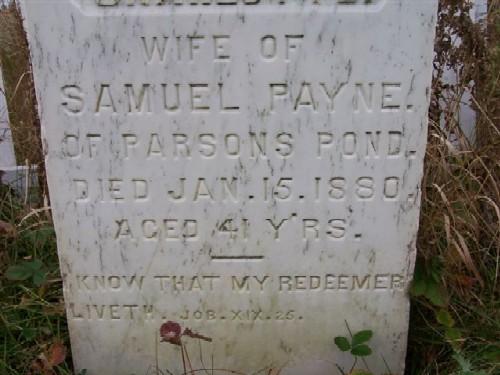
[160, 321, 182, 345]
[160, 321, 212, 346]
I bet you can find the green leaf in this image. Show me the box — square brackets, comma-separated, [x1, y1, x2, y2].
[410, 266, 427, 297]
[453, 352, 487, 375]
[453, 352, 472, 371]
[480, 345, 500, 362]
[425, 282, 447, 307]
[410, 276, 427, 297]
[4, 260, 46, 286]
[21, 327, 37, 341]
[429, 258, 442, 281]
[24, 260, 43, 271]
[445, 327, 461, 341]
[436, 309, 455, 328]
[334, 336, 351, 351]
[32, 271, 47, 286]
[351, 344, 372, 357]
[351, 330, 373, 347]
[5, 264, 32, 281]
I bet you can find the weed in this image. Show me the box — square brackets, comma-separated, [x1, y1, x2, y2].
[5, 259, 47, 286]
[333, 322, 376, 375]
[453, 352, 488, 375]
[407, 1, 500, 374]
[0, 185, 70, 374]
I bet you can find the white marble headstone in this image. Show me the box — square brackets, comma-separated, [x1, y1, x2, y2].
[0, 68, 16, 168]
[21, 1, 438, 374]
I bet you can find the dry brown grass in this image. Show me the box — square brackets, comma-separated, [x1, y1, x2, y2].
[0, 2, 45, 203]
[407, 1, 500, 373]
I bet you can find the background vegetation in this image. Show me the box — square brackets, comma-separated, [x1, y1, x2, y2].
[407, 1, 499, 374]
[0, 0, 498, 374]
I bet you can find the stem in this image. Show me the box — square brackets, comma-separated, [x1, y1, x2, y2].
[183, 342, 194, 374]
[198, 339, 211, 375]
[381, 354, 392, 373]
[155, 334, 159, 374]
[181, 342, 187, 374]
[344, 320, 353, 339]
[335, 364, 347, 375]
[361, 357, 370, 371]
[349, 357, 358, 373]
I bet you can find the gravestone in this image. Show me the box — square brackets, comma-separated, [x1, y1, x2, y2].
[441, 0, 488, 141]
[1, 67, 38, 198]
[0, 68, 15, 168]
[21, 1, 438, 374]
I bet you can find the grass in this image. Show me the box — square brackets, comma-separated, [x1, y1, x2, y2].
[0, 0, 499, 374]
[406, 1, 500, 374]
[0, 184, 72, 374]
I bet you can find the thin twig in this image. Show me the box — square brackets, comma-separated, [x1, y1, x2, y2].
[180, 342, 187, 375]
[349, 357, 358, 373]
[335, 363, 346, 375]
[197, 339, 211, 375]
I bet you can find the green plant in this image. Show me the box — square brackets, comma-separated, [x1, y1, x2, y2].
[5, 259, 47, 286]
[334, 330, 373, 358]
[334, 322, 374, 375]
[452, 353, 487, 375]
[434, 309, 464, 351]
[411, 259, 448, 307]
[406, 1, 499, 374]
[0, 185, 71, 374]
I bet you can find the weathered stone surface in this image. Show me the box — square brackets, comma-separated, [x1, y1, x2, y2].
[21, 1, 438, 374]
[0, 68, 15, 168]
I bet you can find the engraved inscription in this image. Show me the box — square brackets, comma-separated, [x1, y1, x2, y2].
[94, 0, 384, 8]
